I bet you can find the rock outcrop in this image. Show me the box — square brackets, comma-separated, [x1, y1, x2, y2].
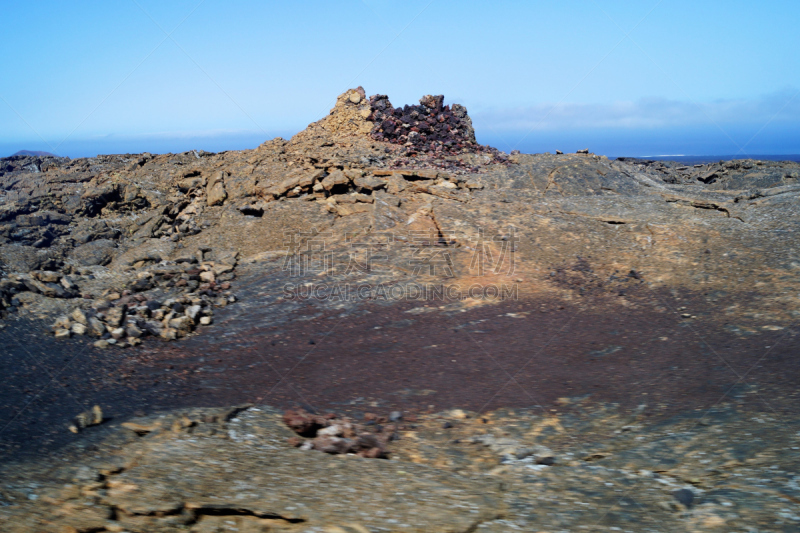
[2, 402, 798, 532]
[1, 89, 799, 347]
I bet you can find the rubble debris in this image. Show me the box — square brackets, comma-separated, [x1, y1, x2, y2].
[67, 405, 103, 433]
[283, 409, 390, 458]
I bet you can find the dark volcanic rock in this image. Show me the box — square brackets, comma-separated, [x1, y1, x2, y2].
[368, 93, 482, 155]
[69, 239, 117, 266]
[0, 245, 62, 272]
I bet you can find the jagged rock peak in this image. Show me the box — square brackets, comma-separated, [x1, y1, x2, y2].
[289, 87, 374, 145]
[290, 87, 481, 156]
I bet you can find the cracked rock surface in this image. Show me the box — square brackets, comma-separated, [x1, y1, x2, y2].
[1, 402, 799, 532]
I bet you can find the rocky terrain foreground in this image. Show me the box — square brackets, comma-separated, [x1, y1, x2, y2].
[1, 88, 799, 531]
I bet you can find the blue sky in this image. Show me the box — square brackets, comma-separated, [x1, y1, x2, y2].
[1, 0, 798, 157]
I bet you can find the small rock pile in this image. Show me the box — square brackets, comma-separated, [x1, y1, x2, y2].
[51, 292, 227, 348]
[46, 253, 237, 347]
[283, 409, 395, 458]
[368, 93, 481, 155]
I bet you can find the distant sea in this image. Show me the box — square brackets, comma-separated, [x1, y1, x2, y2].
[613, 154, 800, 164]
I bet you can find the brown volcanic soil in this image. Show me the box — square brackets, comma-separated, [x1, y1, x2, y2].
[2, 286, 797, 459]
[150, 289, 800, 416]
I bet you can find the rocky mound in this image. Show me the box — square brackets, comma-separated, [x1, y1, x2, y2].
[289, 87, 374, 143]
[288, 87, 507, 168]
[0, 88, 799, 351]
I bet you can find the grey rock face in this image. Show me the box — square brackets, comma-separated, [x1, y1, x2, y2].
[69, 238, 117, 266]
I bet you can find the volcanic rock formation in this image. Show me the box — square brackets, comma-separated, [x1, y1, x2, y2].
[2, 88, 800, 533]
[0, 88, 799, 349]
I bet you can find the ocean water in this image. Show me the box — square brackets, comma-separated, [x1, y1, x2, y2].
[613, 154, 800, 164]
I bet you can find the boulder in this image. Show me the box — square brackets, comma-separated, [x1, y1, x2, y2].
[320, 170, 350, 191]
[206, 171, 227, 206]
[168, 316, 194, 336]
[104, 306, 126, 327]
[87, 317, 106, 337]
[69, 239, 117, 266]
[353, 176, 386, 191]
[71, 219, 120, 244]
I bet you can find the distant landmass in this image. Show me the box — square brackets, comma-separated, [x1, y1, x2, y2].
[11, 150, 57, 157]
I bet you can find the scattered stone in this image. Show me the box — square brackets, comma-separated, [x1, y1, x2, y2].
[672, 488, 695, 508]
[367, 93, 491, 158]
[104, 306, 125, 327]
[67, 405, 103, 433]
[87, 317, 106, 337]
[282, 409, 390, 459]
[52, 315, 71, 331]
[70, 308, 88, 325]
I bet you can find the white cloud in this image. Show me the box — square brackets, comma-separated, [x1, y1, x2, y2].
[473, 89, 800, 131]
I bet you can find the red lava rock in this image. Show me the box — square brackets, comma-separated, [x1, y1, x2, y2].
[368, 93, 496, 158]
[282, 410, 389, 459]
[282, 409, 323, 437]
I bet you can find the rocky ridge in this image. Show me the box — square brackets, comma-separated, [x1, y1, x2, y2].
[1, 88, 798, 346]
[0, 88, 519, 350]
